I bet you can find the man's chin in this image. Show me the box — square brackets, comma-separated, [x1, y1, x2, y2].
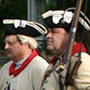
[7, 54, 13, 59]
[47, 46, 54, 51]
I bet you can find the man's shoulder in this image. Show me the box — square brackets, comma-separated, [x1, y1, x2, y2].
[1, 61, 13, 70]
[81, 52, 90, 58]
[29, 55, 49, 69]
[33, 55, 48, 63]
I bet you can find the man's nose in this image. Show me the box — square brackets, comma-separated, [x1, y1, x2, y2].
[4, 43, 9, 50]
[46, 32, 52, 38]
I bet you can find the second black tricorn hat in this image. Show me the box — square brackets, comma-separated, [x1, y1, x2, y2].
[3, 19, 48, 37]
[42, 7, 90, 32]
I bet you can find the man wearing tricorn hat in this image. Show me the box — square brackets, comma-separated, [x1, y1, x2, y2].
[41, 7, 90, 90]
[0, 19, 49, 90]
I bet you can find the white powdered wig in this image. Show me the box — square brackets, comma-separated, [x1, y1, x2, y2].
[16, 34, 38, 49]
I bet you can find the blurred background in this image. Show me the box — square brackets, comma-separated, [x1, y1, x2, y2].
[0, 0, 90, 66]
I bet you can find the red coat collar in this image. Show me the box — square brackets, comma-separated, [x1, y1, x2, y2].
[50, 43, 86, 63]
[72, 43, 86, 55]
[9, 49, 38, 77]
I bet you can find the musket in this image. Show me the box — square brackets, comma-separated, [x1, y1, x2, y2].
[59, 0, 83, 90]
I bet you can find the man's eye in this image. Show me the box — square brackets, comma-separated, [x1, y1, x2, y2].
[52, 31, 57, 33]
[8, 42, 12, 45]
[8, 42, 14, 45]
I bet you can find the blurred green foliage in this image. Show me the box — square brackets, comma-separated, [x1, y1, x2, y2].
[0, 65, 2, 69]
[0, 0, 27, 50]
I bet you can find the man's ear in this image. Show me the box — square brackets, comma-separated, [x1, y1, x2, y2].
[23, 42, 29, 48]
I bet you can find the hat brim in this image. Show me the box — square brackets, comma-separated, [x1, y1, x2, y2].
[4, 24, 43, 37]
[3, 19, 48, 37]
[42, 8, 90, 31]
[43, 16, 71, 30]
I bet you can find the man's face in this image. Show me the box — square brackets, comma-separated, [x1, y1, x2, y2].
[46, 28, 69, 56]
[4, 35, 25, 62]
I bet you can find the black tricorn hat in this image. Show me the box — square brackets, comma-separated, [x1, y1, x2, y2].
[42, 7, 90, 32]
[3, 19, 48, 37]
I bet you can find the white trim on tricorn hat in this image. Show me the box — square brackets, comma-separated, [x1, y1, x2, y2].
[66, 7, 90, 31]
[42, 10, 73, 24]
[27, 21, 47, 35]
[3, 19, 48, 37]
[42, 7, 90, 31]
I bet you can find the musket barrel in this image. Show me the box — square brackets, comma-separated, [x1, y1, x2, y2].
[63, 0, 83, 64]
[60, 0, 83, 90]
